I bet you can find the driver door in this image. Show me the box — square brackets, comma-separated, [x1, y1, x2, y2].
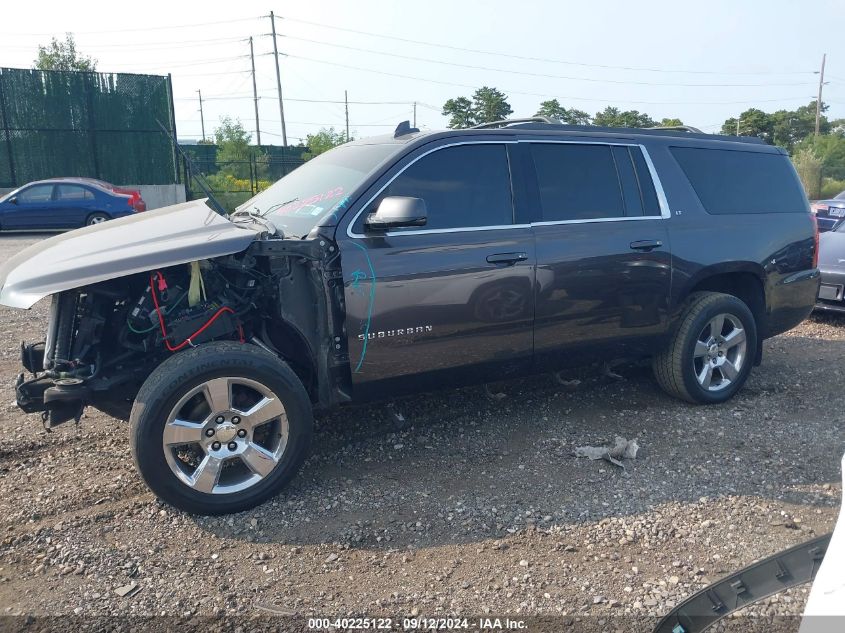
[3, 184, 56, 229]
[338, 141, 536, 398]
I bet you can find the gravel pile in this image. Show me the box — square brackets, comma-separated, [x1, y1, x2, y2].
[0, 235, 842, 630]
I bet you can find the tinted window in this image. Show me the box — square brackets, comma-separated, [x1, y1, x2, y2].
[380, 144, 513, 230]
[530, 144, 624, 221]
[670, 147, 808, 214]
[631, 147, 662, 217]
[56, 185, 94, 201]
[18, 185, 54, 203]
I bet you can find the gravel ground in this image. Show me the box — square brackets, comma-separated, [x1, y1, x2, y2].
[0, 233, 842, 631]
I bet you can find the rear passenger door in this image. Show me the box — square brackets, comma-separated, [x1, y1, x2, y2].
[52, 184, 96, 228]
[524, 140, 673, 368]
[340, 141, 536, 396]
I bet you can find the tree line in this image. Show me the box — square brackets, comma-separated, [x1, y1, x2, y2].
[442, 86, 845, 199]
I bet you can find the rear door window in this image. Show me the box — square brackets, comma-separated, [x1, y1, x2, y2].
[378, 143, 514, 231]
[56, 185, 94, 201]
[670, 146, 808, 214]
[529, 143, 625, 221]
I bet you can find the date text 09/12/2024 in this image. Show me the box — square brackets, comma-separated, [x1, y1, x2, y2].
[307, 617, 528, 630]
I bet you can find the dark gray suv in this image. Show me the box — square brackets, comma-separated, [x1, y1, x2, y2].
[0, 119, 819, 514]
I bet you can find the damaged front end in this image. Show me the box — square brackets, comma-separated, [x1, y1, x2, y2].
[5, 199, 351, 429]
[17, 258, 261, 427]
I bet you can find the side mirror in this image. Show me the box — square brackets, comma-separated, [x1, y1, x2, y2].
[7, 196, 17, 205]
[364, 196, 427, 231]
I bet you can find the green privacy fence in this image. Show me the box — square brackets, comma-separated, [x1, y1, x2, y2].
[0, 67, 178, 187]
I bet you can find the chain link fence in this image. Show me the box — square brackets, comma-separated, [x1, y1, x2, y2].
[180, 144, 307, 210]
[0, 67, 177, 188]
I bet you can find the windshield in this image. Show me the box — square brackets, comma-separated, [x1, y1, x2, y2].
[238, 143, 398, 238]
[835, 190, 845, 200]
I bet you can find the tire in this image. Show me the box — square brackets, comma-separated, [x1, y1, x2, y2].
[653, 292, 758, 404]
[130, 341, 313, 514]
[86, 212, 110, 226]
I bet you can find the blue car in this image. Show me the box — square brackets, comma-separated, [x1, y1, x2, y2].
[0, 178, 145, 231]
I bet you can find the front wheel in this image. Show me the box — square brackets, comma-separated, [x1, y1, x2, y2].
[130, 341, 313, 514]
[653, 292, 758, 404]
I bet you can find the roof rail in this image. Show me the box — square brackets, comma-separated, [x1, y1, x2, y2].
[646, 125, 703, 134]
[471, 116, 560, 129]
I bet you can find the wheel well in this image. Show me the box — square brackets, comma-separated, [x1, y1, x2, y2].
[86, 211, 110, 222]
[689, 272, 767, 336]
[262, 320, 316, 399]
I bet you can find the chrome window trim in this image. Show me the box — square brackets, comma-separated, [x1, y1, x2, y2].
[345, 139, 671, 239]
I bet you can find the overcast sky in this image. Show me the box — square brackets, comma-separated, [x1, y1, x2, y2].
[3, 0, 844, 144]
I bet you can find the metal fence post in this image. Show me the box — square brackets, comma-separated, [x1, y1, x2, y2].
[166, 74, 179, 185]
[84, 73, 101, 179]
[0, 69, 17, 186]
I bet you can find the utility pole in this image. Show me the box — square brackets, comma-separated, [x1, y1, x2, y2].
[344, 90, 349, 141]
[249, 36, 261, 146]
[413, 101, 417, 128]
[815, 53, 827, 137]
[269, 11, 288, 147]
[197, 89, 205, 142]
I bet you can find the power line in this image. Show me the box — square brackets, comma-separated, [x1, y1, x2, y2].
[5, 35, 251, 51]
[277, 15, 814, 77]
[3, 16, 260, 36]
[285, 54, 817, 106]
[278, 34, 815, 88]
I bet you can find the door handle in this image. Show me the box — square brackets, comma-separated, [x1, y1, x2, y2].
[486, 252, 528, 265]
[629, 240, 663, 252]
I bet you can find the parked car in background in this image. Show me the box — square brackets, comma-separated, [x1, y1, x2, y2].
[53, 177, 146, 212]
[0, 178, 146, 230]
[815, 221, 845, 312]
[811, 190, 845, 232]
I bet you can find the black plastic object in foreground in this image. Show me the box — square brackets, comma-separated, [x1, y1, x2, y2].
[654, 533, 832, 633]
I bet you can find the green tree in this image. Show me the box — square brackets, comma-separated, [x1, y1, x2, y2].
[442, 87, 512, 128]
[34, 33, 96, 71]
[592, 107, 656, 128]
[659, 118, 684, 127]
[213, 116, 258, 180]
[794, 134, 845, 181]
[721, 102, 828, 149]
[471, 86, 513, 124]
[792, 147, 823, 199]
[721, 108, 772, 141]
[303, 127, 351, 159]
[442, 97, 475, 129]
[535, 99, 591, 125]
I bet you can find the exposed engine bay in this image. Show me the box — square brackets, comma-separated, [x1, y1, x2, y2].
[15, 240, 348, 428]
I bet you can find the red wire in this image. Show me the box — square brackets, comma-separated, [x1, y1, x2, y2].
[149, 272, 239, 352]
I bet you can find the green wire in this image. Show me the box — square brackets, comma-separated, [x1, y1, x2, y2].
[126, 292, 187, 335]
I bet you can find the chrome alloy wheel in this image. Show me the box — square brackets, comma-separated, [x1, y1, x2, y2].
[692, 313, 747, 392]
[162, 377, 288, 494]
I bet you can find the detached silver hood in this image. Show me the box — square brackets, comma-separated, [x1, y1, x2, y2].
[0, 199, 259, 309]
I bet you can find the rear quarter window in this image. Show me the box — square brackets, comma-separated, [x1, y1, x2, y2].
[670, 146, 808, 214]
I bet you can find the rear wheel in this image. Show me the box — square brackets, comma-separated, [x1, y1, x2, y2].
[653, 292, 757, 404]
[86, 212, 109, 226]
[130, 341, 313, 514]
